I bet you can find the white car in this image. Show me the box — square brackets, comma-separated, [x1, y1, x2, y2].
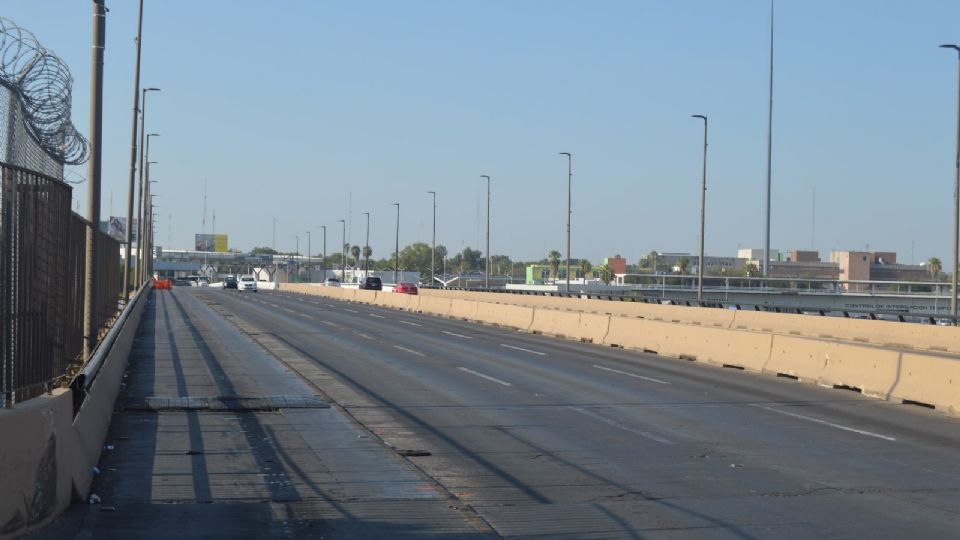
[324, 278, 341, 287]
[237, 275, 258, 292]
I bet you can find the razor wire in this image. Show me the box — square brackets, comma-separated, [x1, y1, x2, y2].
[0, 16, 87, 178]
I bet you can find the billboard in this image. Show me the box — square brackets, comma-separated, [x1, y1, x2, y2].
[195, 233, 228, 252]
[101, 216, 138, 243]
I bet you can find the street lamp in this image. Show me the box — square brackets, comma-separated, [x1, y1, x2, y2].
[337, 219, 346, 282]
[140, 158, 158, 284]
[295, 234, 299, 281]
[305, 230, 312, 281]
[392, 203, 400, 284]
[480, 175, 491, 289]
[363, 212, 370, 275]
[137, 132, 159, 284]
[428, 191, 436, 286]
[123, 6, 149, 298]
[559, 153, 572, 294]
[941, 44, 960, 324]
[320, 225, 327, 280]
[691, 114, 708, 303]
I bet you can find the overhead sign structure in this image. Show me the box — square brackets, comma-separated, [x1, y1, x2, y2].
[195, 233, 229, 252]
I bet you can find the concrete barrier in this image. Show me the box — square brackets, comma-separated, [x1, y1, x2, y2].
[473, 302, 535, 330]
[0, 284, 150, 539]
[417, 296, 452, 317]
[449, 298, 479, 321]
[529, 309, 583, 339]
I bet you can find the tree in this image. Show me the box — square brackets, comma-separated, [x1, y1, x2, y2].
[452, 247, 483, 272]
[250, 246, 278, 256]
[398, 242, 434, 276]
[596, 264, 613, 284]
[578, 258, 592, 278]
[548, 250, 561, 280]
[351, 245, 361, 265]
[928, 257, 943, 280]
[677, 256, 690, 274]
[362, 245, 373, 260]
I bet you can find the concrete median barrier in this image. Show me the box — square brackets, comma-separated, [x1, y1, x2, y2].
[473, 302, 535, 330]
[529, 309, 583, 340]
[449, 298, 478, 321]
[417, 296, 452, 317]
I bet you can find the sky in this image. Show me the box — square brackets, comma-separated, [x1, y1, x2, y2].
[4, 0, 960, 265]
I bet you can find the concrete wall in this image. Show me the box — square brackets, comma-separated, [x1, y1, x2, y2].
[280, 283, 960, 416]
[0, 286, 150, 539]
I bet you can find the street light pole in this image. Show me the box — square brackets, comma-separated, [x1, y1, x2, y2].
[763, 0, 774, 278]
[305, 230, 311, 282]
[392, 203, 400, 284]
[559, 153, 572, 293]
[140, 157, 157, 283]
[338, 219, 346, 282]
[480, 175, 491, 289]
[363, 212, 370, 276]
[320, 225, 327, 280]
[123, 0, 146, 300]
[295, 234, 299, 281]
[692, 114, 708, 303]
[428, 191, 436, 286]
[942, 44, 960, 324]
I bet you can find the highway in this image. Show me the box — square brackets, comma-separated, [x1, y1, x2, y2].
[198, 287, 959, 538]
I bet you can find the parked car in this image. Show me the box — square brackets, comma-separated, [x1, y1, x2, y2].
[237, 275, 258, 292]
[323, 278, 341, 287]
[222, 275, 237, 290]
[394, 282, 418, 295]
[359, 277, 383, 291]
[195, 277, 210, 287]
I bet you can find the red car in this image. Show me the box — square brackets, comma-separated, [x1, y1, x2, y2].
[394, 282, 418, 295]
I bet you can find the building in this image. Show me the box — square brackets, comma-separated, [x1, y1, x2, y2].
[604, 256, 627, 275]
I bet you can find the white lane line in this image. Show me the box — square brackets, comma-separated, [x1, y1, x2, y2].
[593, 364, 670, 385]
[299, 313, 314, 320]
[355, 332, 373, 340]
[399, 320, 423, 327]
[394, 345, 426, 357]
[344, 308, 359, 313]
[457, 367, 511, 386]
[320, 320, 341, 328]
[442, 331, 474, 340]
[283, 308, 296, 314]
[269, 303, 280, 308]
[500, 343, 546, 356]
[570, 407, 674, 445]
[369, 313, 386, 319]
[755, 405, 896, 442]
[325, 304, 337, 308]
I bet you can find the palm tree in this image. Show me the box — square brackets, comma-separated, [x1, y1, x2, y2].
[928, 257, 943, 280]
[548, 250, 561, 280]
[351, 245, 361, 266]
[677, 256, 690, 274]
[596, 264, 612, 284]
[578, 258, 592, 279]
[363, 245, 372, 260]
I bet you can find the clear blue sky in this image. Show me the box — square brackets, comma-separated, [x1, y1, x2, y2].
[6, 0, 960, 264]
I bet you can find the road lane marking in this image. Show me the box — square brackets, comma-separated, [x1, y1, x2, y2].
[369, 313, 386, 319]
[355, 332, 373, 340]
[344, 308, 359, 313]
[457, 367, 511, 386]
[326, 304, 337, 308]
[299, 314, 314, 320]
[500, 343, 546, 356]
[399, 320, 423, 327]
[283, 308, 296, 314]
[593, 364, 670, 385]
[570, 407, 674, 445]
[321, 320, 341, 328]
[442, 331, 473, 340]
[755, 405, 896, 442]
[269, 303, 280, 308]
[394, 345, 426, 357]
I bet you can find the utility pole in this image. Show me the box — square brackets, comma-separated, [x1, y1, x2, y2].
[363, 212, 370, 276]
[305, 230, 311, 282]
[763, 0, 774, 278]
[320, 225, 326, 280]
[691, 114, 708, 303]
[559, 153, 572, 293]
[480, 175, 490, 289]
[83, 0, 106, 359]
[428, 191, 436, 286]
[122, 0, 145, 299]
[941, 44, 960, 323]
[393, 203, 400, 284]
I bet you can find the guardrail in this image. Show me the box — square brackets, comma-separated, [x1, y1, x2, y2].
[1, 161, 122, 407]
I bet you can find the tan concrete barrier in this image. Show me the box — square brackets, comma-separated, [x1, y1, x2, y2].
[473, 302, 535, 330]
[529, 309, 583, 339]
[354, 289, 378, 305]
[449, 298, 478, 321]
[889, 351, 960, 413]
[766, 335, 900, 395]
[0, 389, 75, 539]
[417, 296, 452, 317]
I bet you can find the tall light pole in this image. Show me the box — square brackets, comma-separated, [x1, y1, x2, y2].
[692, 114, 708, 303]
[305, 230, 311, 282]
[559, 153, 572, 293]
[763, 0, 774, 277]
[392, 203, 400, 284]
[139, 158, 158, 284]
[338, 219, 346, 282]
[428, 191, 436, 286]
[137, 131, 158, 284]
[480, 175, 491, 289]
[941, 44, 960, 323]
[295, 234, 300, 281]
[136, 88, 159, 281]
[123, 0, 146, 299]
[320, 225, 327, 280]
[363, 212, 370, 275]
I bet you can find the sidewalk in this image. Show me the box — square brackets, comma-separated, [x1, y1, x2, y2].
[34, 289, 490, 539]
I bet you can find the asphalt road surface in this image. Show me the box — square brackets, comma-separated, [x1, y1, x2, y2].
[39, 287, 960, 539]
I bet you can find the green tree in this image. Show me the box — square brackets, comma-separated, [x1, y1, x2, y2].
[351, 245, 361, 266]
[677, 256, 690, 274]
[596, 264, 613, 284]
[928, 257, 943, 280]
[250, 246, 278, 256]
[578, 258, 592, 278]
[398, 242, 434, 276]
[548, 250, 561, 280]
